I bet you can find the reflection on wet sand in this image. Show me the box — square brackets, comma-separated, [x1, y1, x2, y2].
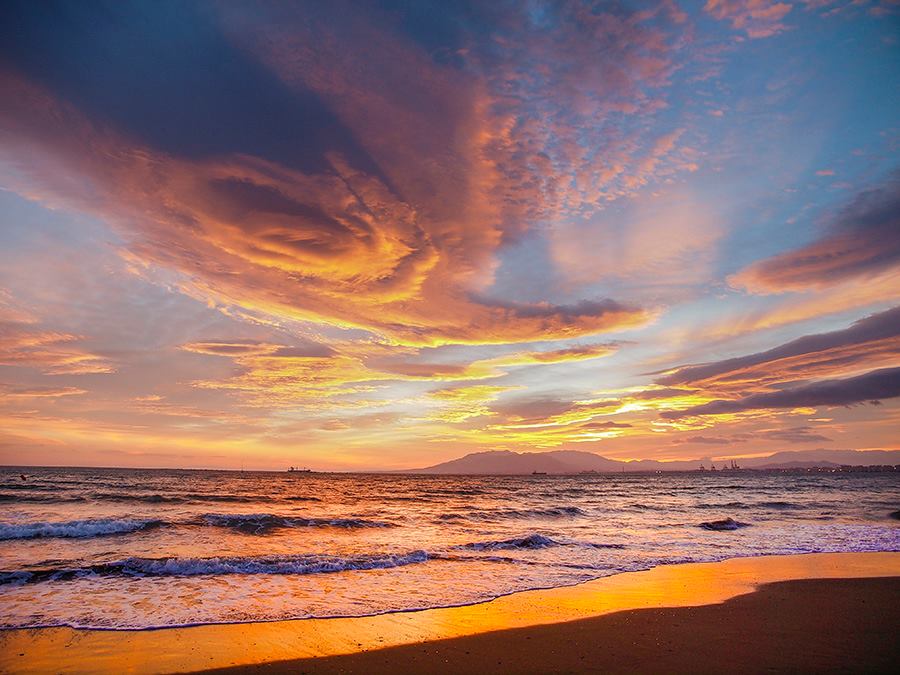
[2, 552, 897, 674]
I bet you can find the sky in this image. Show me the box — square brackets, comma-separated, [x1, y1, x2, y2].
[0, 0, 898, 471]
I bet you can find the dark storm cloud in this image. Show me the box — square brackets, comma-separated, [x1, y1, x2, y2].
[0, 0, 382, 178]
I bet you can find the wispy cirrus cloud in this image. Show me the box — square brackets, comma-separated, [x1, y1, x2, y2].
[0, 319, 113, 375]
[0, 385, 87, 399]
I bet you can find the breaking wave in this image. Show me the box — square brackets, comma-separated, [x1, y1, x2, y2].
[201, 513, 394, 534]
[438, 506, 586, 522]
[457, 534, 626, 551]
[458, 534, 562, 550]
[0, 518, 164, 540]
[1, 550, 430, 586]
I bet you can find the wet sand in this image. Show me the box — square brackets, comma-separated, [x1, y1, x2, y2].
[206, 576, 900, 674]
[1, 552, 898, 674]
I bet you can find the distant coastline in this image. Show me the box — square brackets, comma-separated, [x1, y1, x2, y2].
[4, 448, 899, 474]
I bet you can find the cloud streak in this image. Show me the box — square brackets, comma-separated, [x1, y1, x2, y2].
[732, 175, 900, 293]
[662, 367, 900, 418]
[659, 306, 900, 387]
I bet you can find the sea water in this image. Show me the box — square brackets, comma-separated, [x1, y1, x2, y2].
[1, 467, 897, 629]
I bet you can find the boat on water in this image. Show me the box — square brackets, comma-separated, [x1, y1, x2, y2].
[531, 471, 548, 475]
[287, 467, 313, 473]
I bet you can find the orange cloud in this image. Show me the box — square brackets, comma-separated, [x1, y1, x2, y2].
[0, 68, 651, 347]
[659, 306, 900, 394]
[0, 319, 113, 375]
[663, 367, 900, 418]
[180, 339, 619, 409]
[426, 385, 520, 423]
[1, 386, 87, 399]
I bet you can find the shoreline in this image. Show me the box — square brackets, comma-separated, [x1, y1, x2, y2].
[1, 551, 898, 674]
[205, 576, 900, 674]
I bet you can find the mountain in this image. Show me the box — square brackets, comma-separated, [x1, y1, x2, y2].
[408, 450, 668, 474]
[409, 448, 900, 474]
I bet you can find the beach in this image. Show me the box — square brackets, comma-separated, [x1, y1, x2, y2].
[207, 576, 899, 674]
[2, 552, 898, 674]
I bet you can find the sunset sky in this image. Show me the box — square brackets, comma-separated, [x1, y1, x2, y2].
[1, 0, 898, 470]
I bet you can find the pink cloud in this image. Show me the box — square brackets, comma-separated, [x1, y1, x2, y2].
[704, 0, 793, 38]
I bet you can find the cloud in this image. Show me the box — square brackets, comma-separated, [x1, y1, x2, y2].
[0, 319, 114, 375]
[701, 268, 900, 339]
[580, 420, 633, 430]
[755, 425, 831, 443]
[671, 425, 830, 444]
[182, 340, 334, 358]
[732, 174, 900, 293]
[181, 337, 618, 409]
[373, 341, 619, 381]
[0, 386, 87, 398]
[704, 0, 793, 38]
[426, 384, 519, 423]
[0, 1, 686, 347]
[549, 187, 722, 294]
[675, 435, 736, 444]
[662, 366, 900, 418]
[659, 305, 900, 387]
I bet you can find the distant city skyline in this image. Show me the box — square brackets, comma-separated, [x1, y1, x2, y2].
[1, 0, 898, 470]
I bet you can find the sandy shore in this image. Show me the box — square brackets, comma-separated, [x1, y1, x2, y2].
[1, 552, 898, 674]
[205, 577, 900, 674]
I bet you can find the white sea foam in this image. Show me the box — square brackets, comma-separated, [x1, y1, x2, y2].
[0, 518, 162, 540]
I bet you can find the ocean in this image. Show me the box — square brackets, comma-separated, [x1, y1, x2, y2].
[1, 466, 898, 630]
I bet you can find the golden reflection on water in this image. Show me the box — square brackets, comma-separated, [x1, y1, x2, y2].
[1, 552, 898, 674]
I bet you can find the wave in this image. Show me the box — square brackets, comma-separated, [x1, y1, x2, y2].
[0, 494, 88, 503]
[0, 512, 394, 540]
[1, 492, 323, 505]
[91, 493, 188, 503]
[0, 492, 276, 505]
[758, 501, 801, 509]
[91, 492, 264, 504]
[202, 513, 394, 534]
[695, 500, 810, 511]
[0, 518, 164, 541]
[425, 488, 487, 497]
[458, 534, 562, 550]
[1, 550, 430, 586]
[0, 483, 59, 491]
[438, 506, 586, 522]
[698, 518, 750, 531]
[458, 534, 626, 551]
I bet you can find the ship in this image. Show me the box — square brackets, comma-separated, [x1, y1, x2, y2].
[287, 466, 313, 473]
